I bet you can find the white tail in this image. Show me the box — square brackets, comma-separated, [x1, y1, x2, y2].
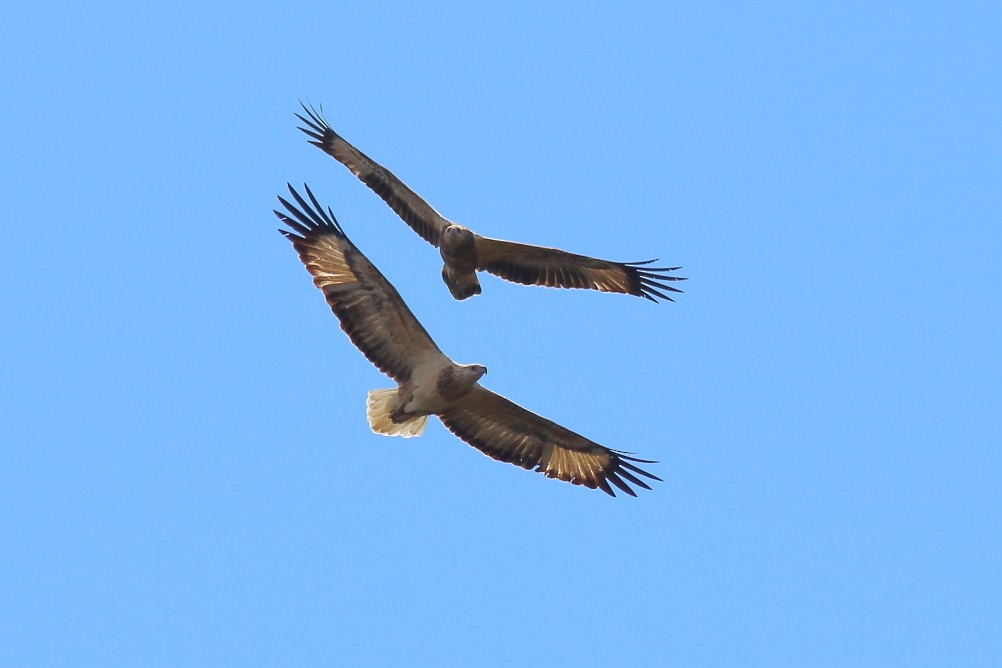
[366, 389, 428, 438]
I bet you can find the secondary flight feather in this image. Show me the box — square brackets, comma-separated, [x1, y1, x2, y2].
[296, 102, 686, 302]
[276, 183, 661, 496]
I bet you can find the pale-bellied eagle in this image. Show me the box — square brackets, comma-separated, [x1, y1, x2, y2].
[296, 103, 686, 302]
[276, 183, 660, 496]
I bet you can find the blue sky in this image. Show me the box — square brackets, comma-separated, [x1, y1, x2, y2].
[2, 1, 1000, 665]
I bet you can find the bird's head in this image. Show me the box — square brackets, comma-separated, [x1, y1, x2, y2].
[463, 364, 488, 382]
[442, 224, 475, 246]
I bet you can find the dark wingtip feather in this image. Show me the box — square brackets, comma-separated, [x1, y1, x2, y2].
[623, 260, 686, 303]
[584, 451, 662, 497]
[639, 284, 676, 303]
[607, 472, 639, 497]
[595, 477, 615, 497]
[274, 183, 348, 241]
[619, 455, 663, 477]
[274, 210, 310, 239]
[295, 101, 333, 141]
[615, 467, 654, 491]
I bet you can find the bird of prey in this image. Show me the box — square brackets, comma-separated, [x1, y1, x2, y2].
[276, 183, 661, 496]
[296, 103, 685, 302]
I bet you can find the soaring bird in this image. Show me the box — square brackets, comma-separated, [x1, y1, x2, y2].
[276, 183, 661, 496]
[296, 103, 685, 302]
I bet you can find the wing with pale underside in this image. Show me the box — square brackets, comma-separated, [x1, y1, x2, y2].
[296, 103, 448, 248]
[474, 236, 685, 302]
[438, 386, 661, 496]
[275, 183, 448, 382]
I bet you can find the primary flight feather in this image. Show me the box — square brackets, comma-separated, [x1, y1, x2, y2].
[276, 183, 661, 496]
[296, 102, 686, 302]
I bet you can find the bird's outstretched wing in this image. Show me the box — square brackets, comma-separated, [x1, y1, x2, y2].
[275, 183, 448, 382]
[473, 237, 685, 302]
[296, 103, 448, 247]
[438, 386, 661, 496]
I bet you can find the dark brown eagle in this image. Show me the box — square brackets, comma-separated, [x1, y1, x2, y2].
[296, 103, 685, 301]
[276, 183, 660, 496]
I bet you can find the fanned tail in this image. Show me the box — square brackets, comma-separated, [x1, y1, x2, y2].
[442, 265, 482, 300]
[366, 389, 428, 438]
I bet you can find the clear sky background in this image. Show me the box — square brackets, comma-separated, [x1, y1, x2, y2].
[2, 1, 999, 666]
